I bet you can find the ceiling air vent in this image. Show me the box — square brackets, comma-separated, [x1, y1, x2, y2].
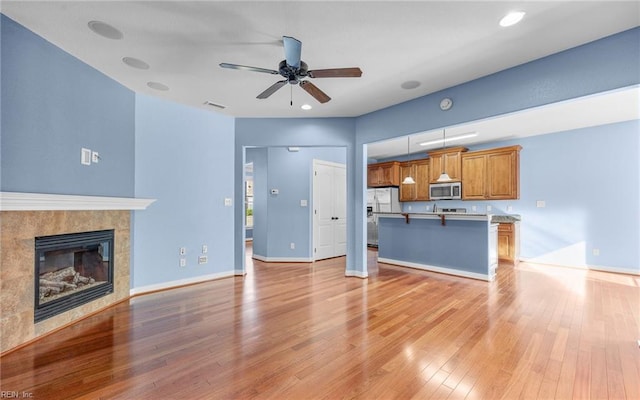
[203, 101, 226, 110]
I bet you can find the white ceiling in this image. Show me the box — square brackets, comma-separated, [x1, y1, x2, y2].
[2, 0, 638, 121]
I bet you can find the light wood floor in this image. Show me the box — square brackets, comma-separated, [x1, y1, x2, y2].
[1, 246, 639, 399]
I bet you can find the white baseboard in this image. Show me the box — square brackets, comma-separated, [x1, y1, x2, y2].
[378, 257, 490, 281]
[345, 269, 368, 278]
[252, 254, 312, 263]
[130, 270, 235, 296]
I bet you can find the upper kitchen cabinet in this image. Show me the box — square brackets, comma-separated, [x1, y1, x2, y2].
[399, 159, 430, 201]
[367, 161, 400, 187]
[427, 146, 467, 183]
[461, 145, 522, 200]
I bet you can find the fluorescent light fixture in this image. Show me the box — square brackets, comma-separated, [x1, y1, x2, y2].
[301, 104, 312, 110]
[500, 11, 526, 27]
[419, 132, 478, 147]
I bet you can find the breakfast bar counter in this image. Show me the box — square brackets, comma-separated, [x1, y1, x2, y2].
[376, 212, 498, 281]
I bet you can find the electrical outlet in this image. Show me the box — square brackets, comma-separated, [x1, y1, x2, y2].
[472, 205, 477, 212]
[592, 248, 600, 256]
[486, 205, 492, 212]
[407, 205, 412, 211]
[91, 151, 100, 163]
[180, 247, 186, 256]
[507, 205, 513, 212]
[290, 242, 295, 250]
[180, 258, 186, 267]
[202, 245, 208, 254]
[536, 200, 546, 208]
[198, 255, 208, 264]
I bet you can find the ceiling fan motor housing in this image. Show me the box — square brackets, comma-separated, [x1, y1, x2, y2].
[279, 60, 308, 84]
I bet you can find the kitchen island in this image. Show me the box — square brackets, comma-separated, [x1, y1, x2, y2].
[376, 213, 498, 281]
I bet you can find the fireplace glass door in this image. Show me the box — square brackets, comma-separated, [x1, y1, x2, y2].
[34, 230, 114, 322]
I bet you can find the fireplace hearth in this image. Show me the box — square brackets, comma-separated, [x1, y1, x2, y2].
[34, 230, 114, 322]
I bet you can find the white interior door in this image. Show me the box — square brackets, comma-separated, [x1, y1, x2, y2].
[313, 160, 346, 261]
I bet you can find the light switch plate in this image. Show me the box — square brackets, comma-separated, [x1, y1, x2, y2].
[300, 199, 308, 207]
[224, 198, 232, 206]
[536, 200, 546, 208]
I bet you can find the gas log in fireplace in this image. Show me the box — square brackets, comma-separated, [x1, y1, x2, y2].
[34, 230, 114, 322]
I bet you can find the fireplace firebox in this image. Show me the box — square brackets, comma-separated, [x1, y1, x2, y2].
[34, 230, 114, 322]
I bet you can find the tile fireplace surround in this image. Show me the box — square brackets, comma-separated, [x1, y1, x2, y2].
[0, 192, 154, 354]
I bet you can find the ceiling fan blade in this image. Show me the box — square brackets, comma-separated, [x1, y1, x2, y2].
[282, 36, 302, 69]
[299, 81, 331, 104]
[308, 68, 363, 78]
[219, 63, 279, 75]
[257, 80, 287, 99]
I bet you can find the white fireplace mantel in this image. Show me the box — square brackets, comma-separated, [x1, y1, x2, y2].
[0, 192, 156, 211]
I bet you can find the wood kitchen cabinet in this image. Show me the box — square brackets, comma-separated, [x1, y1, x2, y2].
[367, 161, 400, 187]
[461, 145, 522, 200]
[498, 222, 520, 265]
[399, 159, 430, 201]
[427, 146, 467, 183]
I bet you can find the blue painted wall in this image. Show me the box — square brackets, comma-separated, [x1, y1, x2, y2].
[398, 120, 639, 273]
[235, 118, 356, 273]
[133, 94, 235, 288]
[1, 15, 135, 196]
[248, 146, 346, 259]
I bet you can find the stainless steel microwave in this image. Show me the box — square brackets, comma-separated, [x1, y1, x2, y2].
[429, 182, 461, 200]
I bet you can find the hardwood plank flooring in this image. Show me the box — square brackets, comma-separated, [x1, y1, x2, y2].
[1, 246, 639, 399]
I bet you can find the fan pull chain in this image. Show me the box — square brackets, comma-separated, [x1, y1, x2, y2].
[290, 84, 293, 107]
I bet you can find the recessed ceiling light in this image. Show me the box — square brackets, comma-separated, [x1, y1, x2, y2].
[122, 57, 150, 70]
[401, 80, 421, 90]
[87, 21, 123, 40]
[147, 81, 169, 91]
[499, 11, 526, 27]
[301, 104, 312, 110]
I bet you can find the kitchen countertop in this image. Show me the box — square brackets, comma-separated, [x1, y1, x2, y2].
[375, 212, 521, 223]
[376, 212, 491, 222]
[490, 214, 521, 223]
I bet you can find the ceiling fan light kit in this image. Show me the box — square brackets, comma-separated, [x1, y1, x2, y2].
[220, 36, 362, 105]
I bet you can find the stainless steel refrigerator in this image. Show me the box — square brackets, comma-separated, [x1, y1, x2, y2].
[367, 187, 401, 247]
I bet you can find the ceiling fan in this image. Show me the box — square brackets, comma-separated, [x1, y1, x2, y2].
[219, 36, 362, 104]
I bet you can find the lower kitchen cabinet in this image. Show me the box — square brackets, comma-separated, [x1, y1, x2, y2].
[498, 222, 520, 265]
